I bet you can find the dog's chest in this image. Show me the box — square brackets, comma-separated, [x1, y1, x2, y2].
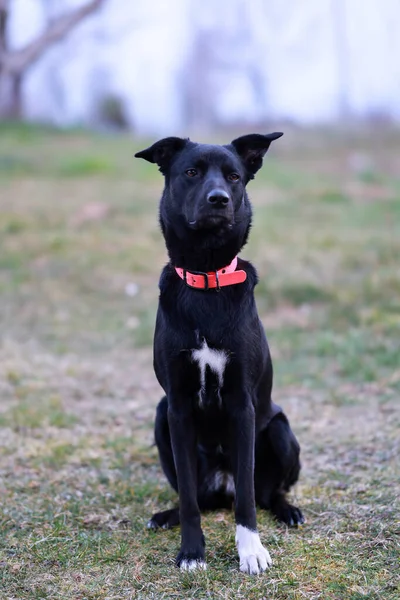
[191, 339, 228, 406]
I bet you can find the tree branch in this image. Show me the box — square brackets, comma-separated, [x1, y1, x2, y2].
[4, 0, 104, 74]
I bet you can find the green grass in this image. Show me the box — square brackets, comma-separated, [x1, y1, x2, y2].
[0, 123, 399, 599]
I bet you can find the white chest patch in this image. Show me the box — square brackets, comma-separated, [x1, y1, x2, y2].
[192, 340, 228, 397]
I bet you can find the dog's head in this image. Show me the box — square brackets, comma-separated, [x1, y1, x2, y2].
[135, 133, 283, 266]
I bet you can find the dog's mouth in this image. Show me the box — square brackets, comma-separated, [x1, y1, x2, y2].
[188, 215, 233, 230]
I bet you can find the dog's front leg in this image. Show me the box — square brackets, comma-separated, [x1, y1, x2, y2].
[168, 404, 206, 571]
[230, 403, 272, 574]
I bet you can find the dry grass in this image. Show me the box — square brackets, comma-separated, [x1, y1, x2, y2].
[0, 123, 399, 599]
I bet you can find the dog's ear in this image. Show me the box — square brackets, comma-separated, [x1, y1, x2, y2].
[135, 137, 189, 174]
[230, 132, 283, 178]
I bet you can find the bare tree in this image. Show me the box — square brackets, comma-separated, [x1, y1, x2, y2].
[0, 0, 104, 119]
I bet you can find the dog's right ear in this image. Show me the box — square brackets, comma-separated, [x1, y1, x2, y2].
[135, 137, 189, 174]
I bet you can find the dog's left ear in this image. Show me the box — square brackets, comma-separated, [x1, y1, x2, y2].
[230, 132, 283, 178]
[135, 137, 189, 174]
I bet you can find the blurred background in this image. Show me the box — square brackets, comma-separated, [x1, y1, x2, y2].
[1, 0, 400, 131]
[0, 1, 399, 598]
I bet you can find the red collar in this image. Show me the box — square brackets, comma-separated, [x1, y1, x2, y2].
[175, 256, 247, 290]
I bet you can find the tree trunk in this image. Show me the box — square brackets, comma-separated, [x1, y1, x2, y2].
[0, 0, 21, 119]
[0, 0, 104, 121]
[0, 69, 21, 119]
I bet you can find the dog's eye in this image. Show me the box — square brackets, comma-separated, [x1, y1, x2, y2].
[228, 173, 240, 182]
[185, 169, 197, 177]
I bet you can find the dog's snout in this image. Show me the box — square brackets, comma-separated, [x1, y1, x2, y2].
[207, 189, 230, 207]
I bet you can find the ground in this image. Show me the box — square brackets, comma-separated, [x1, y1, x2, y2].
[0, 123, 399, 599]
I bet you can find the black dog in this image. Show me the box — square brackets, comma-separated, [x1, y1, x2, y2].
[135, 133, 304, 574]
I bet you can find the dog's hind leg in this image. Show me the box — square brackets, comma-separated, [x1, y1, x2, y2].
[154, 396, 178, 491]
[255, 412, 304, 526]
[147, 397, 180, 530]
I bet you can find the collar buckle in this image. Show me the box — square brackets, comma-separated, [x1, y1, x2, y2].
[214, 269, 221, 292]
[183, 269, 209, 290]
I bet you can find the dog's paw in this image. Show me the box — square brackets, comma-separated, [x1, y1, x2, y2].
[179, 559, 207, 572]
[176, 542, 206, 572]
[272, 500, 305, 527]
[147, 508, 180, 530]
[236, 525, 272, 575]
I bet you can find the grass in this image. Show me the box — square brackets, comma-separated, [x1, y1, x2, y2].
[0, 122, 399, 599]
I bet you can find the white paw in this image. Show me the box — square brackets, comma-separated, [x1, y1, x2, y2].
[236, 525, 272, 575]
[180, 559, 207, 572]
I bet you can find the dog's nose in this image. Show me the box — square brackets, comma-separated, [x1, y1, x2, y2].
[207, 189, 230, 207]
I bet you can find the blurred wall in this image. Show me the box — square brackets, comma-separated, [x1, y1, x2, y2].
[8, 0, 400, 133]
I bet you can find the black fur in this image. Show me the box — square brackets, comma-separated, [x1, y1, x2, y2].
[135, 133, 304, 570]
